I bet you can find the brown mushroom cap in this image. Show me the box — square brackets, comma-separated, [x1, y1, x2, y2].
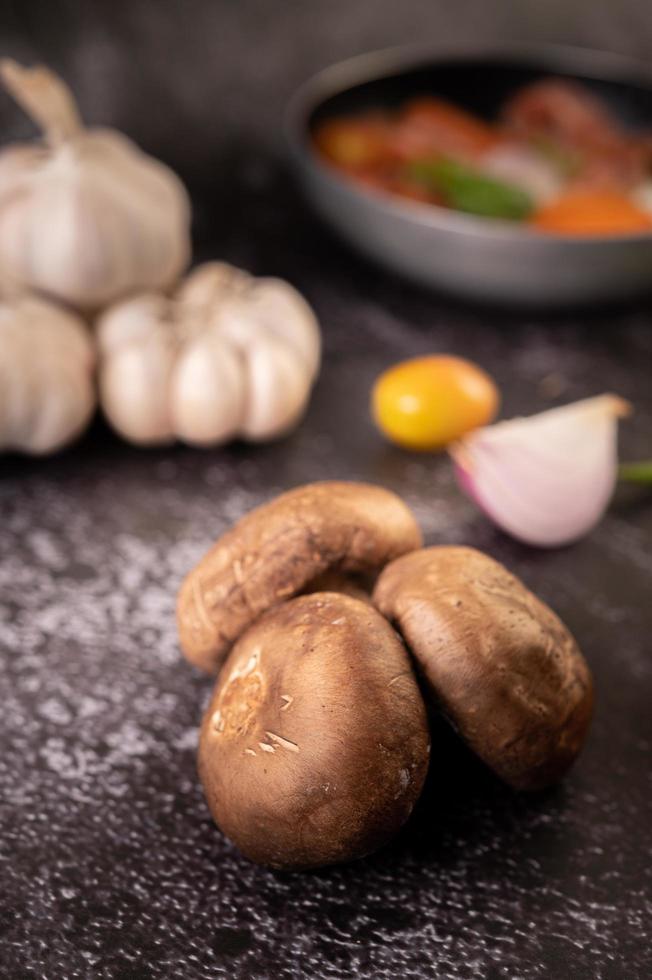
[198, 592, 430, 870]
[177, 481, 422, 672]
[302, 569, 375, 604]
[373, 546, 593, 791]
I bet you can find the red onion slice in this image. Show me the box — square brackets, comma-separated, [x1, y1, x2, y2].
[450, 395, 630, 548]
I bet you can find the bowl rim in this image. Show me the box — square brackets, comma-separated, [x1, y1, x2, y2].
[285, 40, 652, 246]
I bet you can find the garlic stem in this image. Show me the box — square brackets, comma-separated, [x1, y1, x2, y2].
[0, 59, 82, 145]
[619, 460, 652, 484]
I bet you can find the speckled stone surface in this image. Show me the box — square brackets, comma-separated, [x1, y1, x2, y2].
[1, 3, 652, 978]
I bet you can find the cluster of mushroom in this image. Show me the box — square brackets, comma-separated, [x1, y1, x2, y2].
[0, 60, 320, 454]
[177, 481, 594, 871]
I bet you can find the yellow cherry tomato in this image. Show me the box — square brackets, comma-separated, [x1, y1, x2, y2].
[372, 354, 499, 451]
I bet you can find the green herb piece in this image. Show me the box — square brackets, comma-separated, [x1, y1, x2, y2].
[618, 460, 652, 484]
[407, 157, 534, 220]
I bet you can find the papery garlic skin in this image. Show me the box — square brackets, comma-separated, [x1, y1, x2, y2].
[451, 395, 629, 548]
[171, 334, 246, 446]
[178, 264, 321, 378]
[96, 262, 321, 447]
[224, 277, 322, 379]
[176, 262, 252, 311]
[97, 295, 177, 444]
[0, 296, 95, 454]
[0, 60, 190, 309]
[242, 334, 312, 440]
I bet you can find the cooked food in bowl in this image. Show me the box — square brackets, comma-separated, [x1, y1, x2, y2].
[314, 78, 652, 234]
[290, 46, 652, 302]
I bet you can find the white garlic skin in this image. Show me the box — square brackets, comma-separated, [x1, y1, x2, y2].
[96, 262, 321, 448]
[0, 61, 191, 310]
[96, 294, 177, 444]
[171, 334, 246, 446]
[0, 296, 95, 454]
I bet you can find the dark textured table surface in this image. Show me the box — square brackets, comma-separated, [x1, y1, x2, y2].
[1, 3, 652, 978]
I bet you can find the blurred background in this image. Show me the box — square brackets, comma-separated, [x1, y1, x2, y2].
[1, 4, 651, 979]
[3, 0, 652, 254]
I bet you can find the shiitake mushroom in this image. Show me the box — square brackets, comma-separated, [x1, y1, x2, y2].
[373, 546, 593, 791]
[198, 592, 430, 870]
[181, 484, 595, 870]
[177, 481, 422, 672]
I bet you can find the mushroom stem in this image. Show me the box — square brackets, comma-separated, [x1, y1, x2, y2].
[0, 59, 83, 145]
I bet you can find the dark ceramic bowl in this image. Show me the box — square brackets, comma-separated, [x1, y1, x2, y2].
[287, 43, 652, 306]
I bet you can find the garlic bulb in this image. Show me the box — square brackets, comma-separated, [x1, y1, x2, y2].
[0, 296, 95, 454]
[0, 60, 191, 309]
[97, 262, 321, 447]
[451, 395, 630, 548]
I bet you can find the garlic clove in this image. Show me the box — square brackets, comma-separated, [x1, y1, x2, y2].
[29, 301, 96, 454]
[99, 342, 176, 446]
[177, 264, 321, 442]
[176, 261, 252, 312]
[0, 317, 37, 448]
[178, 265, 321, 379]
[97, 294, 171, 353]
[171, 333, 245, 447]
[28, 359, 95, 455]
[97, 297, 176, 445]
[241, 278, 321, 379]
[450, 394, 630, 548]
[211, 295, 264, 351]
[241, 335, 313, 441]
[0, 296, 95, 454]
